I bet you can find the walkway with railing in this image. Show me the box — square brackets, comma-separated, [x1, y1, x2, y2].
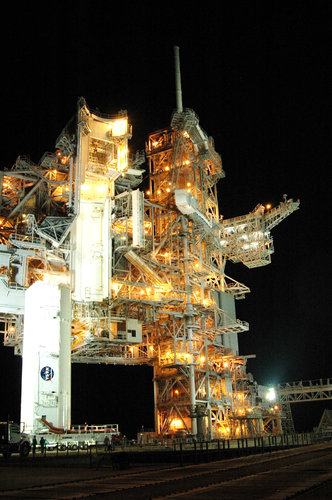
[277, 378, 332, 402]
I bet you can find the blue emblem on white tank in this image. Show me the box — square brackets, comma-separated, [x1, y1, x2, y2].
[40, 366, 54, 381]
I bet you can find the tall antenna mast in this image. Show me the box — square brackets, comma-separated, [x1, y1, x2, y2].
[173, 46, 183, 113]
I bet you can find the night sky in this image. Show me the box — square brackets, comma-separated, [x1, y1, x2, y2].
[1, 2, 331, 436]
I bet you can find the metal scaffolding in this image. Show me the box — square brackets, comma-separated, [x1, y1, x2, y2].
[0, 51, 300, 438]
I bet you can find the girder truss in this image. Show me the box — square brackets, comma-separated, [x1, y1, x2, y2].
[277, 379, 332, 402]
[221, 197, 299, 268]
[275, 379, 332, 434]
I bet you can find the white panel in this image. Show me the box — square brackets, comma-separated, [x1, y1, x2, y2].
[132, 189, 145, 247]
[20, 282, 71, 433]
[72, 198, 112, 302]
[127, 318, 142, 343]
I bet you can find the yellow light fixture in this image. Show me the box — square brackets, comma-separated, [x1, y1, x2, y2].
[171, 418, 182, 429]
[111, 282, 120, 292]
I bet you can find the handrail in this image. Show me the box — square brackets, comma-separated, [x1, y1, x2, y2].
[40, 417, 119, 435]
[277, 378, 332, 390]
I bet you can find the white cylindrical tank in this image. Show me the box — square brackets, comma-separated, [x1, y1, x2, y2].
[20, 281, 71, 433]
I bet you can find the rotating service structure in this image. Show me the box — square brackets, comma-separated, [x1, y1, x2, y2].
[0, 51, 299, 438]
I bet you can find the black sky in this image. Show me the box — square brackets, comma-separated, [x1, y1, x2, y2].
[1, 1, 331, 435]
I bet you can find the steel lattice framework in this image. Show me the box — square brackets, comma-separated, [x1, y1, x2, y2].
[277, 379, 332, 403]
[0, 55, 300, 438]
[276, 379, 332, 434]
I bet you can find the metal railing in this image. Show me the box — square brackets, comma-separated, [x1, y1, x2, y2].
[3, 431, 331, 466]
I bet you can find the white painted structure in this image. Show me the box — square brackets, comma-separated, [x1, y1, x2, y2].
[71, 197, 112, 302]
[20, 282, 71, 433]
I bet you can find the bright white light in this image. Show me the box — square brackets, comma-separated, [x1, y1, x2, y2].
[266, 387, 276, 401]
[111, 119, 128, 137]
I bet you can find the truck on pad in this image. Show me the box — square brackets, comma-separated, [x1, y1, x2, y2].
[1, 418, 121, 456]
[0, 422, 31, 457]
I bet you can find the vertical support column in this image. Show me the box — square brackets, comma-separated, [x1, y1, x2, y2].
[68, 156, 74, 210]
[153, 366, 160, 434]
[0, 171, 4, 214]
[181, 216, 197, 436]
[187, 323, 197, 435]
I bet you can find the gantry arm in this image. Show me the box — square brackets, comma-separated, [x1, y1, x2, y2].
[220, 196, 300, 268]
[264, 195, 300, 231]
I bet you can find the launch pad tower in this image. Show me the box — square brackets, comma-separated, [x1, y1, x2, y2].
[0, 48, 299, 438]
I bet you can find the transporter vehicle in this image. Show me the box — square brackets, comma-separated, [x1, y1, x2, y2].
[0, 421, 31, 457]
